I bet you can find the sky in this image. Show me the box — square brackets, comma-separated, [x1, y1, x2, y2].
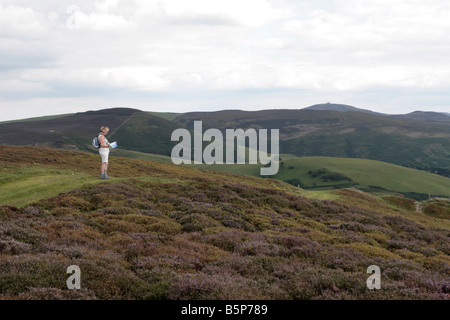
[1, 0, 450, 121]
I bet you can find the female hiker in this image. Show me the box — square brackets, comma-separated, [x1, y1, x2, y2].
[98, 126, 111, 179]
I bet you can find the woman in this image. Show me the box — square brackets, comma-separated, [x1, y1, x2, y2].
[98, 126, 111, 179]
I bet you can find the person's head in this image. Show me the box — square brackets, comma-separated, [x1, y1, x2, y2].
[100, 126, 109, 135]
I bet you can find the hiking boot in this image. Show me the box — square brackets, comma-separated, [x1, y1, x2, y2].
[104, 174, 110, 179]
[100, 174, 106, 179]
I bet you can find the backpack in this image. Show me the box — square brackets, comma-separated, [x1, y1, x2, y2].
[92, 135, 100, 148]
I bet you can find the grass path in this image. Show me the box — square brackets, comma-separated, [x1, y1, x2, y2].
[0, 167, 104, 207]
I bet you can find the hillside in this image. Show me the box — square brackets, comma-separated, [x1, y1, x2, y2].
[1, 106, 450, 179]
[174, 108, 450, 176]
[184, 155, 450, 200]
[92, 150, 450, 199]
[0, 108, 181, 155]
[107, 111, 182, 156]
[0, 145, 449, 300]
[275, 156, 450, 196]
[393, 111, 450, 122]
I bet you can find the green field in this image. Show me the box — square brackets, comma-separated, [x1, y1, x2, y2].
[180, 154, 450, 198]
[275, 156, 450, 196]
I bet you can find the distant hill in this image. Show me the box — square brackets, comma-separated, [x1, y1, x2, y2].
[174, 108, 450, 176]
[392, 111, 450, 122]
[108, 111, 182, 156]
[1, 105, 450, 178]
[303, 103, 381, 115]
[0, 108, 181, 156]
[0, 107, 140, 150]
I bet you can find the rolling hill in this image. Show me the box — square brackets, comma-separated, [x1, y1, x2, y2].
[1, 105, 450, 180]
[85, 147, 450, 200]
[303, 103, 382, 115]
[173, 106, 450, 176]
[274, 156, 450, 197]
[0, 145, 449, 300]
[107, 111, 182, 156]
[392, 111, 450, 122]
[0, 108, 181, 156]
[181, 154, 450, 200]
[0, 108, 140, 151]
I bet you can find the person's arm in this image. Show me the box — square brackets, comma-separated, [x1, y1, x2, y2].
[100, 135, 110, 148]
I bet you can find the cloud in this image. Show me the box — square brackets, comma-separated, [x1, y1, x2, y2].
[0, 3, 47, 38]
[66, 4, 137, 31]
[0, 0, 450, 121]
[132, 0, 290, 27]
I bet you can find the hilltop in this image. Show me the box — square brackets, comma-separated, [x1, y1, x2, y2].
[303, 103, 381, 115]
[0, 146, 449, 299]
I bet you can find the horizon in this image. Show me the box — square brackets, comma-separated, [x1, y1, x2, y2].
[1, 0, 450, 121]
[2, 102, 450, 123]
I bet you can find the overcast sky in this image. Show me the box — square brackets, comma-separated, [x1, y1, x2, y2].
[1, 0, 450, 121]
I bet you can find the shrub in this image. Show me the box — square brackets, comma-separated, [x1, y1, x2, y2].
[177, 214, 220, 232]
[0, 239, 32, 254]
[274, 235, 321, 258]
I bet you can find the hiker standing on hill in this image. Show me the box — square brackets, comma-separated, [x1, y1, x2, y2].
[99, 126, 111, 179]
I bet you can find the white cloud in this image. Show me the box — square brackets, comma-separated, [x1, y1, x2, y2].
[66, 4, 137, 31]
[132, 0, 290, 27]
[95, 0, 120, 13]
[0, 3, 48, 38]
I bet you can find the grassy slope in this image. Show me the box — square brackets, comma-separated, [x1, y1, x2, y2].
[275, 156, 450, 195]
[0, 145, 449, 300]
[0, 166, 102, 207]
[0, 146, 335, 206]
[111, 149, 174, 163]
[84, 147, 450, 197]
[181, 153, 450, 197]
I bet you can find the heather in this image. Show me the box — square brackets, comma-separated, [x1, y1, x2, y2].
[0, 146, 449, 299]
